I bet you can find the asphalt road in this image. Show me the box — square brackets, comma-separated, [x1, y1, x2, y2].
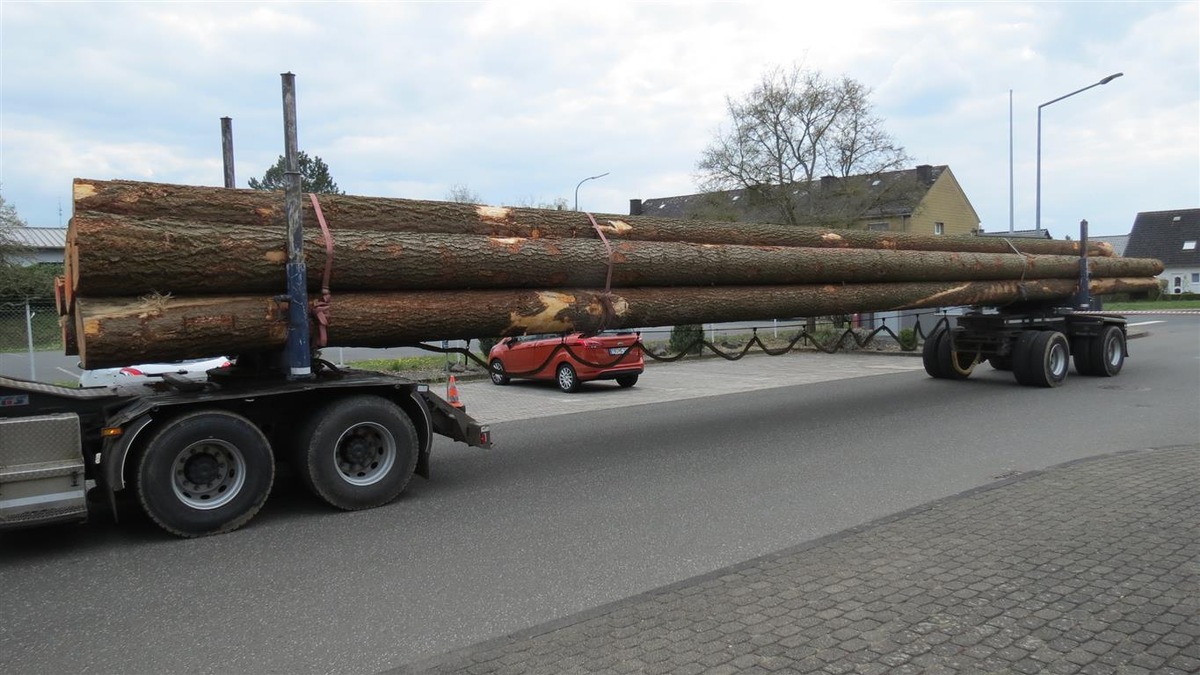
[0, 317, 1196, 674]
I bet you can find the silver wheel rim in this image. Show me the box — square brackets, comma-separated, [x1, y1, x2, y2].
[1049, 342, 1068, 377]
[1105, 335, 1122, 368]
[490, 362, 505, 384]
[558, 366, 574, 390]
[335, 421, 396, 487]
[171, 440, 246, 510]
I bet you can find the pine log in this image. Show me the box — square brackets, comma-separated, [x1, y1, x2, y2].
[67, 213, 1160, 297]
[72, 178, 1114, 257]
[73, 277, 1158, 368]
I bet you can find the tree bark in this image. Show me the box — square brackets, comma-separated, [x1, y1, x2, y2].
[74, 277, 1158, 368]
[68, 213, 1159, 297]
[73, 178, 1115, 257]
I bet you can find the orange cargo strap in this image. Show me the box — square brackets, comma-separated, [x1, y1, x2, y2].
[308, 193, 335, 348]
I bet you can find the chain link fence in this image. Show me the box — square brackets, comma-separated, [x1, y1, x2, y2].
[0, 298, 62, 380]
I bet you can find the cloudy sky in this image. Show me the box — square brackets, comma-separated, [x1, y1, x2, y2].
[2, 1, 1197, 240]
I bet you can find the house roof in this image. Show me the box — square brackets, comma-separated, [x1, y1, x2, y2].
[978, 229, 1054, 240]
[6, 227, 67, 249]
[638, 165, 948, 223]
[1123, 209, 1200, 266]
[1090, 234, 1129, 257]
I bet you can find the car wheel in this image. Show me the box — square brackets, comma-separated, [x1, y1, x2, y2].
[556, 363, 580, 393]
[489, 359, 510, 385]
[616, 374, 639, 388]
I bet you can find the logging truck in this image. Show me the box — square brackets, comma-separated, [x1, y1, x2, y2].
[0, 76, 1150, 538]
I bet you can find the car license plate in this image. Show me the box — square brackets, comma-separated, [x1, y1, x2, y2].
[608, 347, 627, 355]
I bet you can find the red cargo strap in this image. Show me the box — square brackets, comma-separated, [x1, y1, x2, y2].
[309, 193, 335, 347]
[584, 212, 616, 333]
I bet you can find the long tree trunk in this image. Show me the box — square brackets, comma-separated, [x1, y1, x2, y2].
[73, 277, 1158, 368]
[68, 213, 1159, 297]
[73, 178, 1115, 257]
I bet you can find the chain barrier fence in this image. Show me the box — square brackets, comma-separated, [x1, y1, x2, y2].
[398, 309, 958, 378]
[0, 298, 61, 381]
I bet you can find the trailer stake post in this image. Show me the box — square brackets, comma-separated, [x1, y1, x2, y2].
[281, 72, 312, 379]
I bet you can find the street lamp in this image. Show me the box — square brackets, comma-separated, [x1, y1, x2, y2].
[1035, 72, 1123, 232]
[574, 172, 609, 211]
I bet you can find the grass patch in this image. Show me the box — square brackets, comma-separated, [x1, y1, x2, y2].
[344, 355, 457, 372]
[1103, 300, 1200, 310]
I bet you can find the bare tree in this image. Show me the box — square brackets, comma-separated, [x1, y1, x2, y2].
[446, 184, 483, 204]
[696, 65, 910, 227]
[0, 187, 28, 267]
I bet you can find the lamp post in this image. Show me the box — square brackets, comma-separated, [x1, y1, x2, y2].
[574, 172, 609, 211]
[1035, 72, 1123, 232]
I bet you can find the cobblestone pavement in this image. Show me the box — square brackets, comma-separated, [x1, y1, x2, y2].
[391, 446, 1200, 675]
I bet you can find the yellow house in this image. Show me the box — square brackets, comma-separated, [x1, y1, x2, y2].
[632, 165, 981, 237]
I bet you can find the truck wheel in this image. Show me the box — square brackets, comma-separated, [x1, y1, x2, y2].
[922, 327, 948, 378]
[936, 330, 976, 379]
[556, 363, 580, 392]
[1021, 331, 1070, 388]
[616, 373, 639, 388]
[1087, 325, 1125, 377]
[1011, 331, 1042, 386]
[298, 395, 418, 511]
[489, 359, 511, 385]
[136, 410, 274, 537]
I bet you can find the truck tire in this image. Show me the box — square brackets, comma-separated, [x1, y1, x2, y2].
[936, 330, 976, 379]
[922, 327, 948, 378]
[1019, 330, 1070, 388]
[556, 363, 580, 392]
[1086, 325, 1125, 377]
[135, 410, 274, 537]
[298, 395, 419, 511]
[1011, 330, 1042, 386]
[987, 355, 1013, 371]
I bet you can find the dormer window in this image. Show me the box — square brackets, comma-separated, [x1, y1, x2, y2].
[1184, 240, 1197, 250]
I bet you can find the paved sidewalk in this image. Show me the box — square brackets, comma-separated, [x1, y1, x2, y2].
[391, 446, 1200, 675]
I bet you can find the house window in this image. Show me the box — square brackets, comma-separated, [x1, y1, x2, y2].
[1192, 273, 1200, 283]
[934, 222, 945, 235]
[868, 222, 889, 232]
[1183, 240, 1197, 250]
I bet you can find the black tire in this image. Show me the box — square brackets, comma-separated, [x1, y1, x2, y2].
[298, 395, 419, 511]
[489, 359, 510, 385]
[135, 410, 274, 537]
[922, 326, 948, 378]
[555, 363, 580, 393]
[616, 373, 639, 388]
[1086, 325, 1125, 377]
[1011, 330, 1042, 386]
[1021, 331, 1070, 388]
[1072, 337, 1095, 376]
[988, 355, 1013, 371]
[936, 329, 975, 380]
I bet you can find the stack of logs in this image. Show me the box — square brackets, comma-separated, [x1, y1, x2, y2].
[61, 178, 1163, 369]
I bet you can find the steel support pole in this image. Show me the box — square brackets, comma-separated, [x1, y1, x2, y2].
[281, 73, 312, 379]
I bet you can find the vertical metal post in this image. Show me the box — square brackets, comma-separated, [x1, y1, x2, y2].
[24, 299, 36, 381]
[281, 73, 312, 379]
[221, 117, 236, 189]
[1076, 219, 1091, 309]
[1008, 90, 1014, 233]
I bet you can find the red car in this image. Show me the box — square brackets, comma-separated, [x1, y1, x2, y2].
[487, 331, 644, 392]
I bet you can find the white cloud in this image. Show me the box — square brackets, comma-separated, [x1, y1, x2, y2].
[1, 1, 1196, 240]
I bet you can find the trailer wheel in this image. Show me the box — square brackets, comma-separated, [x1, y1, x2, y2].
[1087, 325, 1125, 377]
[136, 410, 274, 537]
[556, 363, 580, 392]
[1017, 331, 1070, 388]
[922, 327, 948, 378]
[298, 395, 419, 511]
[489, 359, 511, 385]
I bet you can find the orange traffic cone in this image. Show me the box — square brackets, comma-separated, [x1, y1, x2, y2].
[446, 375, 464, 408]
